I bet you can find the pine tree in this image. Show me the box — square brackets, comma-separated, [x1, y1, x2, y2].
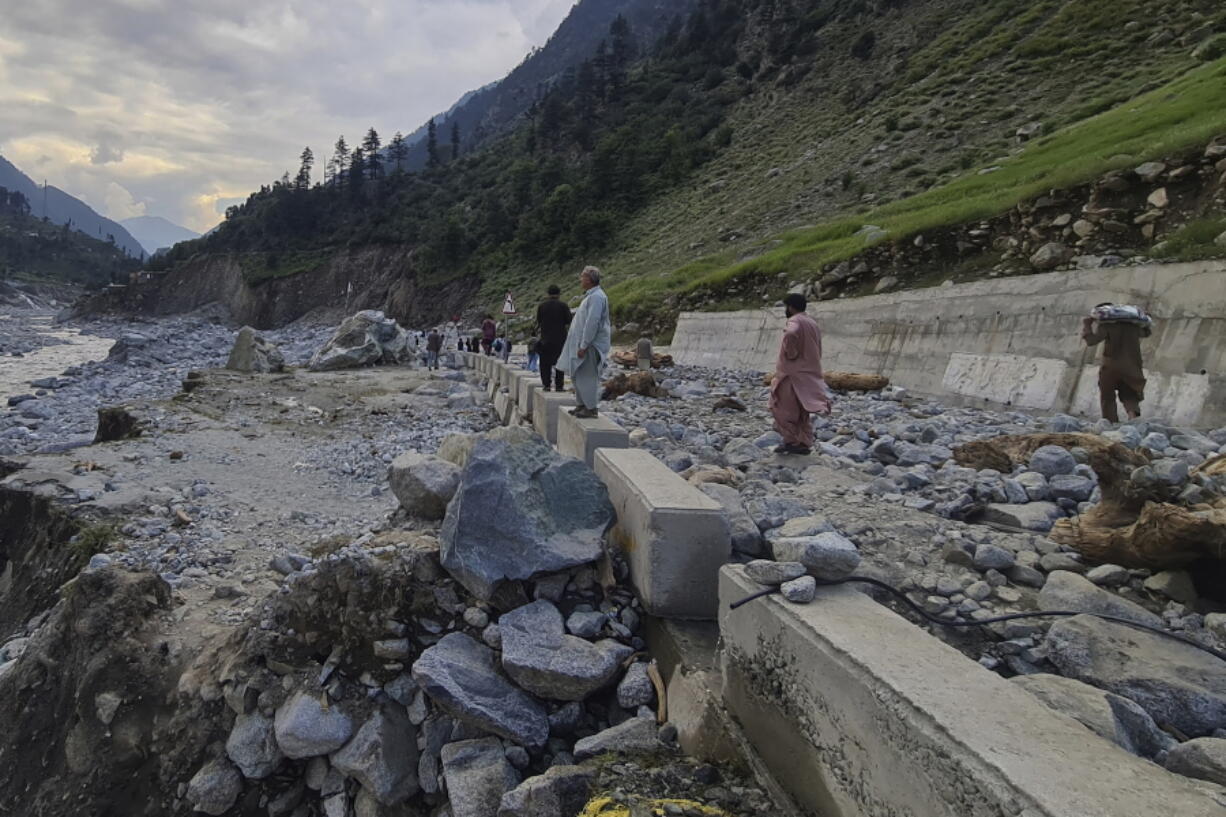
[610, 15, 634, 67]
[592, 41, 610, 100]
[331, 136, 349, 187]
[608, 15, 633, 98]
[349, 147, 365, 188]
[388, 131, 408, 173]
[450, 122, 461, 161]
[426, 119, 440, 168]
[295, 146, 314, 190]
[362, 128, 382, 180]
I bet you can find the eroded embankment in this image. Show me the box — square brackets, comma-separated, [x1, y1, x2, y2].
[75, 245, 478, 330]
[0, 479, 91, 636]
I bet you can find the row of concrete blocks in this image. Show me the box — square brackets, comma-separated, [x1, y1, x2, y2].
[459, 355, 1223, 817]
[456, 351, 731, 620]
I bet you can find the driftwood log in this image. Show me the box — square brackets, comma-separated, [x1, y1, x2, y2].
[762, 371, 890, 391]
[610, 349, 673, 369]
[953, 432, 1226, 570]
[601, 371, 668, 400]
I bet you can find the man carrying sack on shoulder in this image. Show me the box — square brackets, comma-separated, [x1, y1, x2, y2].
[1082, 302, 1152, 423]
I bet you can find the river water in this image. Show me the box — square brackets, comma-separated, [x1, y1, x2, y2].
[0, 315, 113, 403]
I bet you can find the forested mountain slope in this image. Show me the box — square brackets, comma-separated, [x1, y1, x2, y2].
[0, 155, 145, 259]
[0, 189, 140, 288]
[401, 0, 700, 169]
[137, 0, 1226, 334]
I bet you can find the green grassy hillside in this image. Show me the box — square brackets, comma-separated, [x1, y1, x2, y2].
[593, 0, 1226, 330]
[608, 57, 1226, 327]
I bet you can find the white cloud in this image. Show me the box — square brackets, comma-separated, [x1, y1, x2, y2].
[104, 181, 146, 219]
[0, 1, 575, 232]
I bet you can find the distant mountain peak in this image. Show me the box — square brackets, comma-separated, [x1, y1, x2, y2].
[120, 215, 200, 255]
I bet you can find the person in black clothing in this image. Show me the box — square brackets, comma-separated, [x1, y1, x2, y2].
[535, 284, 572, 391]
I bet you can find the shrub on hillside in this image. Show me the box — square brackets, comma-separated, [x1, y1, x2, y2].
[1193, 34, 1226, 62]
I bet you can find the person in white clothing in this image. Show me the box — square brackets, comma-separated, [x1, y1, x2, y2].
[557, 266, 611, 418]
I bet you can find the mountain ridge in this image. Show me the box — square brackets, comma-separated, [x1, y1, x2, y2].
[0, 154, 145, 258]
[121, 215, 201, 256]
[400, 0, 697, 169]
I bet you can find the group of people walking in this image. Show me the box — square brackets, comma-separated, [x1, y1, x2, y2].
[454, 266, 612, 419]
[443, 266, 1150, 453]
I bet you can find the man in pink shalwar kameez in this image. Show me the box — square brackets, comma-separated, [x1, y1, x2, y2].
[769, 294, 832, 455]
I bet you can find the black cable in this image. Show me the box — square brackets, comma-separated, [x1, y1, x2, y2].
[730, 575, 1226, 663]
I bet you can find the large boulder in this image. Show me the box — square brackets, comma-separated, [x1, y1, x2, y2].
[330, 703, 420, 805]
[499, 600, 634, 701]
[273, 691, 355, 759]
[411, 633, 550, 748]
[225, 712, 284, 779]
[439, 428, 614, 600]
[226, 326, 285, 373]
[185, 758, 243, 816]
[1012, 674, 1174, 758]
[1165, 738, 1226, 786]
[308, 310, 412, 372]
[698, 483, 764, 556]
[771, 532, 861, 579]
[981, 502, 1060, 532]
[388, 451, 461, 520]
[1045, 614, 1226, 737]
[1037, 571, 1163, 628]
[93, 405, 147, 443]
[498, 765, 597, 817]
[573, 717, 663, 760]
[1030, 242, 1073, 270]
[442, 738, 521, 817]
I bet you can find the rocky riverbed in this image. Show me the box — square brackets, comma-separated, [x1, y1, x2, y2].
[0, 319, 777, 817]
[590, 360, 1226, 785]
[1, 308, 337, 455]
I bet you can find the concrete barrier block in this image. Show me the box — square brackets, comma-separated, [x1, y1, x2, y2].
[533, 391, 573, 444]
[557, 410, 629, 467]
[516, 374, 541, 417]
[594, 448, 730, 620]
[510, 372, 534, 399]
[493, 389, 515, 425]
[717, 565, 1223, 817]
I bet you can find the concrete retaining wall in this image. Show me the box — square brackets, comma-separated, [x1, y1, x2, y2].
[671, 261, 1226, 427]
[718, 566, 1223, 817]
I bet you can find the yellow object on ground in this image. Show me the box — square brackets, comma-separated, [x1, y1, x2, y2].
[579, 795, 734, 817]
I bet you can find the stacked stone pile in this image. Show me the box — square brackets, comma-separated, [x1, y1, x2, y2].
[180, 427, 772, 816]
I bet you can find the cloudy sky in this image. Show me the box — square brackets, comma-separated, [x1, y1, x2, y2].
[0, 0, 576, 232]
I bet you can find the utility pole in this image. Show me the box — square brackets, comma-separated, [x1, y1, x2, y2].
[42, 179, 47, 219]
